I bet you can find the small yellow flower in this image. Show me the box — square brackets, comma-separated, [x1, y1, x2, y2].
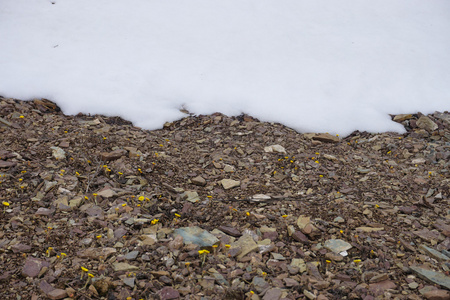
[151, 219, 159, 225]
[375, 204, 380, 208]
[225, 244, 231, 248]
[339, 230, 344, 234]
[93, 193, 98, 197]
[354, 259, 361, 263]
[84, 196, 89, 200]
[212, 245, 218, 249]
[81, 266, 89, 272]
[103, 137, 107, 140]
[122, 203, 127, 207]
[75, 172, 80, 176]
[174, 213, 181, 218]
[207, 195, 212, 198]
[250, 291, 255, 295]
[88, 273, 94, 278]
[19, 178, 23, 182]
[61, 253, 67, 257]
[118, 172, 123, 175]
[326, 260, 331, 264]
[138, 196, 145, 201]
[19, 115, 24, 119]
[246, 212, 250, 216]
[3, 201, 10, 206]
[96, 235, 102, 239]
[319, 175, 323, 177]
[21, 170, 27, 174]
[314, 160, 319, 164]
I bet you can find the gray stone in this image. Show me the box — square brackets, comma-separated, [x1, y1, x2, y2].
[232, 234, 259, 259]
[77, 247, 117, 259]
[173, 226, 219, 247]
[96, 188, 117, 198]
[417, 116, 438, 132]
[124, 250, 139, 260]
[252, 276, 270, 293]
[112, 262, 139, 272]
[191, 176, 206, 186]
[419, 245, 450, 261]
[50, 146, 66, 160]
[303, 289, 317, 299]
[182, 191, 200, 203]
[220, 179, 240, 190]
[291, 258, 307, 273]
[324, 239, 352, 254]
[410, 266, 450, 290]
[123, 277, 135, 288]
[264, 144, 286, 154]
[46, 289, 67, 300]
[312, 133, 340, 143]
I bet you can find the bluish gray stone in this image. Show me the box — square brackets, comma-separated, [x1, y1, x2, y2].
[173, 226, 219, 247]
[410, 266, 450, 290]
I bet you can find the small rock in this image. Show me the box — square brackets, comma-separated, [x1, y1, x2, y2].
[22, 257, 48, 278]
[292, 231, 309, 243]
[100, 149, 127, 161]
[191, 176, 206, 186]
[409, 282, 419, 289]
[368, 280, 397, 296]
[263, 288, 282, 300]
[157, 287, 180, 300]
[423, 289, 450, 300]
[173, 226, 219, 247]
[112, 262, 139, 272]
[168, 235, 184, 250]
[324, 239, 352, 254]
[123, 277, 135, 288]
[303, 289, 317, 299]
[410, 266, 450, 290]
[232, 234, 259, 259]
[182, 191, 200, 203]
[356, 227, 384, 233]
[218, 225, 241, 237]
[50, 146, 66, 160]
[312, 133, 339, 143]
[220, 179, 240, 190]
[419, 245, 450, 262]
[393, 114, 413, 122]
[46, 289, 67, 300]
[124, 250, 139, 260]
[417, 116, 438, 132]
[35, 208, 54, 216]
[264, 144, 286, 154]
[252, 276, 270, 293]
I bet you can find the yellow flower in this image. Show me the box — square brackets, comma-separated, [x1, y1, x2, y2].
[174, 213, 181, 218]
[354, 259, 361, 263]
[96, 235, 102, 239]
[326, 260, 331, 264]
[19, 115, 24, 119]
[281, 215, 288, 218]
[81, 266, 88, 272]
[122, 203, 127, 207]
[151, 219, 159, 225]
[21, 170, 27, 174]
[225, 244, 231, 248]
[138, 196, 144, 201]
[2, 201, 10, 206]
[246, 212, 250, 216]
[75, 172, 80, 176]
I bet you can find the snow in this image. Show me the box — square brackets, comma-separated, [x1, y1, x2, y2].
[1, 0, 449, 136]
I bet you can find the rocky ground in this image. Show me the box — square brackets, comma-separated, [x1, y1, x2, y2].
[0, 96, 449, 300]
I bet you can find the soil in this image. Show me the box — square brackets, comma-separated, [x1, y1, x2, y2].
[0, 96, 449, 300]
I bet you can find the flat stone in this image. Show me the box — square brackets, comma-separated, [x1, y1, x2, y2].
[297, 215, 310, 230]
[307, 262, 323, 281]
[291, 258, 307, 273]
[22, 257, 49, 278]
[182, 191, 200, 203]
[312, 133, 340, 143]
[11, 243, 32, 253]
[324, 239, 352, 254]
[157, 287, 180, 300]
[393, 114, 414, 122]
[46, 289, 67, 300]
[368, 280, 397, 296]
[423, 289, 450, 300]
[0, 160, 16, 168]
[232, 233, 258, 260]
[35, 208, 54, 216]
[292, 231, 309, 243]
[100, 149, 127, 161]
[50, 146, 66, 160]
[325, 252, 344, 262]
[218, 225, 241, 237]
[356, 227, 384, 232]
[413, 229, 442, 243]
[263, 288, 282, 300]
[417, 116, 438, 132]
[112, 262, 139, 272]
[123, 277, 135, 288]
[173, 226, 219, 247]
[410, 266, 450, 290]
[96, 188, 117, 198]
[124, 250, 139, 260]
[252, 276, 270, 293]
[420, 245, 450, 262]
[303, 289, 317, 299]
[191, 176, 206, 186]
[264, 144, 286, 154]
[220, 179, 240, 190]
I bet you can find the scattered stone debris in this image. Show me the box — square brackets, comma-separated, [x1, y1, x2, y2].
[0, 96, 449, 299]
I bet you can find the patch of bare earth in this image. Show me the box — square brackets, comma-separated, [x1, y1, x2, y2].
[0, 96, 449, 300]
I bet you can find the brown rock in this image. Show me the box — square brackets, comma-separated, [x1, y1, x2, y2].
[157, 287, 180, 299]
[218, 225, 241, 237]
[292, 231, 309, 244]
[368, 280, 396, 296]
[100, 149, 127, 161]
[191, 176, 206, 186]
[312, 133, 340, 143]
[423, 289, 450, 300]
[46, 289, 67, 300]
[22, 257, 49, 278]
[0, 160, 16, 168]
